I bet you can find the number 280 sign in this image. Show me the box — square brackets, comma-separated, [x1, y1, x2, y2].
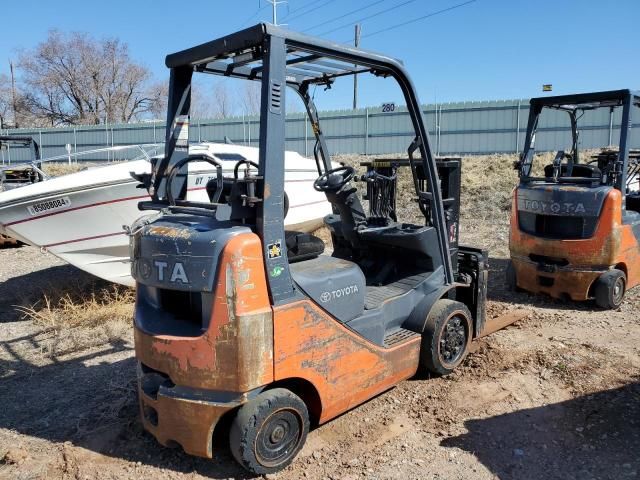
[381, 102, 396, 113]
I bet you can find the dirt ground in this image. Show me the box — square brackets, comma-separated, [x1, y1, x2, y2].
[1, 155, 639, 480]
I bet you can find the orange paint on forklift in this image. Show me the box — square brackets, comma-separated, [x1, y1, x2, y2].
[510, 186, 640, 300]
[272, 300, 421, 424]
[136, 233, 273, 392]
[508, 91, 640, 308]
[135, 233, 275, 459]
[135, 233, 422, 459]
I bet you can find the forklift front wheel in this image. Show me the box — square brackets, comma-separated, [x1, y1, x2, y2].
[594, 269, 626, 310]
[229, 388, 309, 474]
[421, 299, 473, 376]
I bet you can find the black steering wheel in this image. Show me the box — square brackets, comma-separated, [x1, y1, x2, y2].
[313, 166, 355, 192]
[234, 159, 259, 179]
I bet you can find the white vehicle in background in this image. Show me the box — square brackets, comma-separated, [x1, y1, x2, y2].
[0, 142, 335, 286]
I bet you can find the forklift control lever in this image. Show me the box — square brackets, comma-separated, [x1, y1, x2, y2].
[233, 159, 259, 179]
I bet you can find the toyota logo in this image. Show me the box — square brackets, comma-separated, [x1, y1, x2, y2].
[137, 258, 152, 279]
[320, 291, 331, 303]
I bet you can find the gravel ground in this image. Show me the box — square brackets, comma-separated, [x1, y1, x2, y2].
[1, 155, 639, 480]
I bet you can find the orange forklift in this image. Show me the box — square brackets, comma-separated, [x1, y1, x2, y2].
[130, 24, 514, 474]
[508, 90, 640, 309]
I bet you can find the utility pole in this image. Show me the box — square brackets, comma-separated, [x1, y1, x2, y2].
[352, 24, 361, 110]
[9, 60, 18, 128]
[265, 0, 286, 26]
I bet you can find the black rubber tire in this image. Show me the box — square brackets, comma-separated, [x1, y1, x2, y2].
[229, 388, 309, 475]
[283, 191, 290, 219]
[420, 299, 473, 376]
[505, 260, 521, 292]
[594, 269, 626, 309]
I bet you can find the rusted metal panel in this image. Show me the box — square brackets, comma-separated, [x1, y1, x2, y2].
[511, 190, 621, 266]
[511, 259, 601, 300]
[272, 300, 420, 424]
[509, 188, 640, 299]
[135, 232, 273, 392]
[134, 232, 274, 459]
[137, 381, 240, 459]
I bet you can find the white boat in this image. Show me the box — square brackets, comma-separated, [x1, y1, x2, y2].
[0, 142, 334, 286]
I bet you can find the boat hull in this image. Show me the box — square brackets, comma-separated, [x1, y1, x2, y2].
[0, 145, 332, 286]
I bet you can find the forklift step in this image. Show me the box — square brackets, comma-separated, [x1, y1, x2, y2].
[365, 272, 431, 310]
[383, 328, 421, 348]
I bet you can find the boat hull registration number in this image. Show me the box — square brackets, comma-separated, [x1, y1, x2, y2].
[27, 197, 72, 216]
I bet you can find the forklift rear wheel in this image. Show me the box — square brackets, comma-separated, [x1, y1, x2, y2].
[594, 269, 626, 309]
[229, 388, 309, 474]
[421, 299, 473, 376]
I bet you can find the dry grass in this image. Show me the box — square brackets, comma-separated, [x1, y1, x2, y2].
[458, 154, 519, 257]
[17, 285, 134, 358]
[43, 161, 124, 178]
[335, 153, 523, 257]
[42, 163, 87, 177]
[18, 150, 592, 355]
[21, 285, 134, 329]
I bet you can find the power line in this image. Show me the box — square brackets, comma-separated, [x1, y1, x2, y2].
[360, 0, 477, 39]
[318, 0, 420, 36]
[280, 0, 326, 20]
[237, 1, 270, 29]
[303, 0, 385, 33]
[284, 0, 338, 23]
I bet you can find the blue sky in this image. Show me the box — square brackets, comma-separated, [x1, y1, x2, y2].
[1, 0, 639, 112]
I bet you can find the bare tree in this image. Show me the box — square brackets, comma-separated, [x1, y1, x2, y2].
[146, 81, 168, 120]
[0, 73, 38, 128]
[189, 78, 218, 120]
[212, 82, 234, 119]
[0, 74, 11, 128]
[18, 30, 163, 126]
[241, 82, 261, 115]
[190, 80, 236, 120]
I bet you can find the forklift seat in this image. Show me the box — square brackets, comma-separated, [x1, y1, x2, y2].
[285, 231, 325, 263]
